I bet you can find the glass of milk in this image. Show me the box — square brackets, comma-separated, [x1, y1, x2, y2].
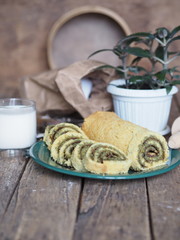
[0, 98, 37, 150]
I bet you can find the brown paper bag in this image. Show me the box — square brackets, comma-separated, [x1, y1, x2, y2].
[20, 60, 116, 118]
[20, 70, 74, 114]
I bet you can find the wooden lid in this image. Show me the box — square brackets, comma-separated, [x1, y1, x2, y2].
[47, 6, 131, 69]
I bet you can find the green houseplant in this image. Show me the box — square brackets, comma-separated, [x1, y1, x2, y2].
[89, 26, 180, 134]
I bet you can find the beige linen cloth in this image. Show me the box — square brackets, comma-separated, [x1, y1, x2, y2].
[21, 60, 115, 118]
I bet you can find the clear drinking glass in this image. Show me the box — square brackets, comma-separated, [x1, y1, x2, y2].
[0, 98, 37, 154]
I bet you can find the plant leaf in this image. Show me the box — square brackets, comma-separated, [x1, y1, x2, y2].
[168, 51, 178, 56]
[166, 85, 172, 94]
[94, 64, 117, 70]
[117, 36, 140, 46]
[168, 66, 180, 73]
[167, 35, 180, 47]
[124, 32, 154, 39]
[169, 25, 180, 38]
[113, 49, 123, 57]
[124, 47, 151, 58]
[88, 49, 114, 58]
[113, 46, 125, 56]
[155, 70, 168, 81]
[155, 45, 164, 60]
[171, 80, 180, 85]
[94, 64, 126, 76]
[173, 75, 180, 79]
[131, 56, 142, 65]
[129, 66, 148, 73]
[117, 32, 154, 46]
[128, 75, 143, 83]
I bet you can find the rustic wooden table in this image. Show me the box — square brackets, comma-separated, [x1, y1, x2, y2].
[0, 95, 180, 240]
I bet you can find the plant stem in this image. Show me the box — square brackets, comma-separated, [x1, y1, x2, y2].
[122, 56, 128, 88]
[155, 37, 165, 46]
[163, 37, 168, 70]
[149, 38, 155, 73]
[153, 56, 165, 64]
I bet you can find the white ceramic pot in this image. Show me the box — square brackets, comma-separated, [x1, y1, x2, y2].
[107, 79, 178, 135]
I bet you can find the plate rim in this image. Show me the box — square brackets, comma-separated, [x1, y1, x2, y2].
[29, 141, 180, 180]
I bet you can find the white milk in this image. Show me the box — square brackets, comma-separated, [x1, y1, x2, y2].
[0, 105, 37, 149]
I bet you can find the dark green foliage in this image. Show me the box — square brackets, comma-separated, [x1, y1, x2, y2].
[89, 26, 180, 93]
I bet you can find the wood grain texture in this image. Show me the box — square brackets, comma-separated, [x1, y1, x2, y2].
[146, 166, 180, 240]
[0, 153, 28, 218]
[73, 179, 151, 240]
[0, 159, 82, 240]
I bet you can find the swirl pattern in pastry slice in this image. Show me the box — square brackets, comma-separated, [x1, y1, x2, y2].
[128, 131, 169, 171]
[71, 140, 95, 172]
[51, 132, 88, 167]
[45, 123, 87, 149]
[83, 143, 131, 175]
[43, 125, 55, 144]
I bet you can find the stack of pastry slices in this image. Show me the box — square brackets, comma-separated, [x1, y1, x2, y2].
[43, 122, 130, 175]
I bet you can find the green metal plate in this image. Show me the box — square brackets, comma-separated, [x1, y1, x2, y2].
[29, 141, 180, 180]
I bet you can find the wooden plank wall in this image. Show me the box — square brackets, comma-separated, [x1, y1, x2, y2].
[0, 0, 179, 121]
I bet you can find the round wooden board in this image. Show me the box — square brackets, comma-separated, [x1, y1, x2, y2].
[47, 6, 131, 69]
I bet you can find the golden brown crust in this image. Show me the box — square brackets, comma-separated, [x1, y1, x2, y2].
[82, 111, 144, 154]
[82, 111, 169, 171]
[83, 142, 131, 174]
[51, 132, 87, 165]
[46, 122, 87, 149]
[71, 140, 95, 172]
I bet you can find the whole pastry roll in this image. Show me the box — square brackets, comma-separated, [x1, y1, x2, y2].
[51, 132, 87, 167]
[45, 123, 87, 149]
[83, 142, 131, 174]
[82, 111, 169, 171]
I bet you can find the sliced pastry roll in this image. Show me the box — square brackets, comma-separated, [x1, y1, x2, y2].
[51, 132, 88, 167]
[71, 140, 95, 172]
[83, 142, 131, 175]
[43, 125, 54, 144]
[128, 129, 169, 171]
[45, 123, 86, 149]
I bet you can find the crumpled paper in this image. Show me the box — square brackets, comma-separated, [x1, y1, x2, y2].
[20, 60, 116, 118]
